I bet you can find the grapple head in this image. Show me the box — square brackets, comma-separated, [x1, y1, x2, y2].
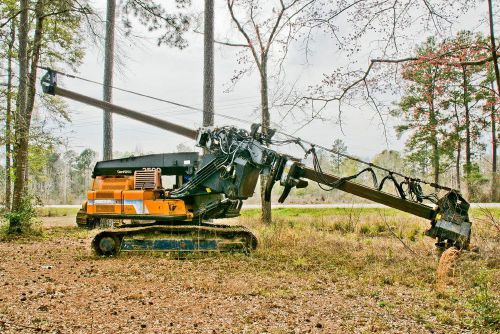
[425, 191, 472, 249]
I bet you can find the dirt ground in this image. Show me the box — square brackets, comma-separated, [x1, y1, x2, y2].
[0, 212, 498, 334]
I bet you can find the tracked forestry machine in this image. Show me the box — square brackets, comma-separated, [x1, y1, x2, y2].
[41, 70, 472, 256]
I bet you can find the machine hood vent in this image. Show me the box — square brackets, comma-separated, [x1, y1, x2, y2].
[134, 170, 160, 189]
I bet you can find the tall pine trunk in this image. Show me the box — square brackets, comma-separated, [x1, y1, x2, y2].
[11, 0, 30, 228]
[203, 0, 214, 128]
[462, 66, 472, 196]
[428, 73, 440, 186]
[429, 107, 440, 186]
[454, 105, 461, 191]
[487, 0, 499, 201]
[5, 20, 15, 210]
[491, 79, 498, 201]
[259, 59, 272, 224]
[103, 0, 116, 160]
[488, 0, 500, 97]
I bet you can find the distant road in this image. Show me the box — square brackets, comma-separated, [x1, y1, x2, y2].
[44, 203, 500, 209]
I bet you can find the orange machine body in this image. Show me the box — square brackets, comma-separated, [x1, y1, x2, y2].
[86, 170, 190, 218]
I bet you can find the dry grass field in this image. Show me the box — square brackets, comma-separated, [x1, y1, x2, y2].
[0, 207, 498, 333]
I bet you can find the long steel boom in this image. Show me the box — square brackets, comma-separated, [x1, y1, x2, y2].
[41, 71, 198, 140]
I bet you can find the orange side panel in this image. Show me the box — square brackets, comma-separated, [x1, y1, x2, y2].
[87, 190, 122, 214]
[122, 190, 153, 200]
[87, 186, 188, 218]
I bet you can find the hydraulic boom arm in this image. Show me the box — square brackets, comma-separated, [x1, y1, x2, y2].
[41, 70, 197, 139]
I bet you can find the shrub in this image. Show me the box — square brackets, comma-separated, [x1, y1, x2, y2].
[4, 195, 40, 235]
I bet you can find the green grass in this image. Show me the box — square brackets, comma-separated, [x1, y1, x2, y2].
[241, 207, 500, 219]
[36, 207, 80, 217]
[241, 207, 404, 218]
[32, 205, 500, 220]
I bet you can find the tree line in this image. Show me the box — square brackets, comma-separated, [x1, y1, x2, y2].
[395, 32, 498, 202]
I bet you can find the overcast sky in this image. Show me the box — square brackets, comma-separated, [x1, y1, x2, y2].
[43, 0, 495, 162]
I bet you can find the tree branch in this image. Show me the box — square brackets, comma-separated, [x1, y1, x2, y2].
[304, 52, 500, 105]
[0, 10, 21, 29]
[227, 0, 261, 67]
[193, 30, 249, 47]
[265, 0, 288, 55]
[250, 3, 265, 53]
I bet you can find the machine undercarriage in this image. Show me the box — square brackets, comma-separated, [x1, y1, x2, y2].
[92, 223, 257, 256]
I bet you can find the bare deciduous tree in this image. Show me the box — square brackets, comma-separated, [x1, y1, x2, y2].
[224, 0, 320, 224]
[285, 0, 477, 129]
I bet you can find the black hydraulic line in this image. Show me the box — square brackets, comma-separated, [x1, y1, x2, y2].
[299, 166, 437, 220]
[278, 134, 455, 192]
[378, 174, 407, 200]
[51, 85, 198, 140]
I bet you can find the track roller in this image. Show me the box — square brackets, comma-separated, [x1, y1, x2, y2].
[92, 233, 123, 256]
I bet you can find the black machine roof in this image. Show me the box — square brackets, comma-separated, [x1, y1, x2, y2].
[92, 152, 199, 177]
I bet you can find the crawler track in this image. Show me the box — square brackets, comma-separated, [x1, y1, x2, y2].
[92, 223, 258, 256]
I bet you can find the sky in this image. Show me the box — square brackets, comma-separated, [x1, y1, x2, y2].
[42, 0, 496, 162]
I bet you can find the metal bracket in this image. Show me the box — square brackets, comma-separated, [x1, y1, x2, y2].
[40, 69, 57, 95]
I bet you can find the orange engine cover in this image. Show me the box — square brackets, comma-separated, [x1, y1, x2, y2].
[87, 176, 188, 217]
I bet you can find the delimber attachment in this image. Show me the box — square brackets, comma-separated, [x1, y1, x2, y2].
[426, 191, 472, 249]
